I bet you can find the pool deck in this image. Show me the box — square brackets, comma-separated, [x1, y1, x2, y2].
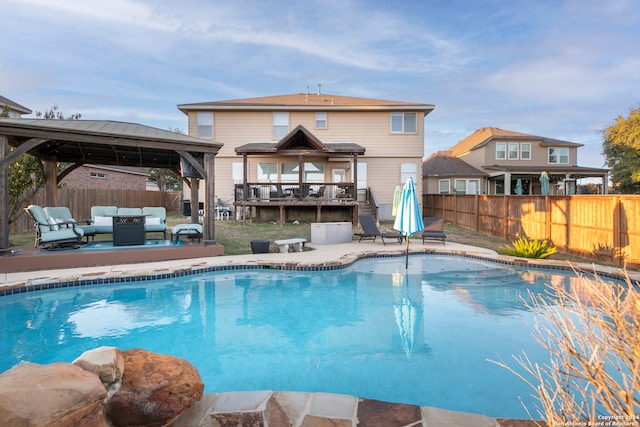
[1, 240, 635, 426]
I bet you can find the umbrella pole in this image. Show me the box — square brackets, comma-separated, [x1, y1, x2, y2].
[405, 236, 409, 269]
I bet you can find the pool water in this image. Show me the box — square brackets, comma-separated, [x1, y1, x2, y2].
[0, 255, 597, 418]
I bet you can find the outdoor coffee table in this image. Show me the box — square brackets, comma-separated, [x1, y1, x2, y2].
[110, 214, 149, 246]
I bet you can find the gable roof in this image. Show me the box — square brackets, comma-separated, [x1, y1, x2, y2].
[235, 124, 365, 156]
[0, 95, 32, 115]
[422, 152, 486, 177]
[179, 93, 434, 114]
[449, 127, 583, 157]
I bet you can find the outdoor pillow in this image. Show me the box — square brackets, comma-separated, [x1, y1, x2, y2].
[48, 216, 60, 231]
[93, 216, 111, 226]
[146, 217, 161, 225]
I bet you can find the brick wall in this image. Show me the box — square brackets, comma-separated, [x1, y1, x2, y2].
[61, 166, 147, 190]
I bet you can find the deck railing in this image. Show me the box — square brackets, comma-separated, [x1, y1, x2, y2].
[234, 183, 356, 202]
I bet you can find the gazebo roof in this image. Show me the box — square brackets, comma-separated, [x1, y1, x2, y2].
[0, 118, 222, 169]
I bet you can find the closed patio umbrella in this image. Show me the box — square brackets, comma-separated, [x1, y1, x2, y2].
[393, 178, 424, 268]
[392, 185, 402, 217]
[539, 171, 550, 195]
[516, 179, 523, 196]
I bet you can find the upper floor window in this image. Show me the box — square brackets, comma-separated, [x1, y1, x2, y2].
[400, 162, 418, 183]
[197, 112, 213, 138]
[496, 142, 506, 160]
[549, 147, 569, 164]
[273, 112, 289, 138]
[508, 143, 519, 160]
[315, 112, 327, 129]
[391, 112, 417, 133]
[521, 143, 531, 160]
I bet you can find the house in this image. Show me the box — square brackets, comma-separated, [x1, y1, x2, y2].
[60, 165, 150, 191]
[0, 95, 32, 118]
[178, 89, 434, 223]
[423, 127, 609, 196]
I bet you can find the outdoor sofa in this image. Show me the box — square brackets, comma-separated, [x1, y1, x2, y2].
[90, 206, 167, 238]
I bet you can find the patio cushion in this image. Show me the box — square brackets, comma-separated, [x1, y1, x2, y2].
[93, 216, 111, 226]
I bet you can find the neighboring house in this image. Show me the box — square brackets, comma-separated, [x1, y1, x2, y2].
[178, 90, 434, 222]
[423, 127, 609, 196]
[0, 95, 32, 117]
[61, 165, 149, 191]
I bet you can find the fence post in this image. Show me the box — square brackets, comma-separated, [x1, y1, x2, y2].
[503, 196, 508, 239]
[475, 194, 480, 231]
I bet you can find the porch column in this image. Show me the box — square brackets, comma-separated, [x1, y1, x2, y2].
[0, 135, 9, 254]
[603, 173, 609, 194]
[352, 155, 358, 199]
[43, 159, 58, 207]
[190, 178, 199, 224]
[504, 172, 511, 195]
[203, 152, 216, 245]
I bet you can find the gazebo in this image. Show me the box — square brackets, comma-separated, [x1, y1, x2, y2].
[0, 118, 222, 255]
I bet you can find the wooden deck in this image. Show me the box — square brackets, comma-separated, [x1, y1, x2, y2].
[235, 199, 359, 225]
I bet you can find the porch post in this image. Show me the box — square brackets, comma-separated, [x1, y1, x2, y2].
[298, 155, 303, 187]
[352, 155, 358, 199]
[504, 172, 511, 195]
[203, 152, 216, 245]
[0, 135, 9, 254]
[190, 178, 199, 224]
[43, 159, 58, 207]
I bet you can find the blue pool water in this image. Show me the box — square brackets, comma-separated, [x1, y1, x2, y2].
[0, 255, 604, 418]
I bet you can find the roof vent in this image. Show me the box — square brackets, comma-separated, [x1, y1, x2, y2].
[317, 83, 321, 95]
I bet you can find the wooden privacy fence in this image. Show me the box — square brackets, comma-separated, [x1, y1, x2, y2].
[423, 194, 640, 268]
[11, 189, 182, 234]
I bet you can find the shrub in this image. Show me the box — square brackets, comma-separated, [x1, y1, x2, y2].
[498, 237, 557, 259]
[492, 272, 640, 422]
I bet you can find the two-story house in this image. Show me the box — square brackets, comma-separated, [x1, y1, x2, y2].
[178, 90, 434, 223]
[0, 95, 32, 118]
[423, 127, 609, 196]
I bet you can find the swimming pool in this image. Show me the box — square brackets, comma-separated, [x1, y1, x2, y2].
[0, 254, 607, 418]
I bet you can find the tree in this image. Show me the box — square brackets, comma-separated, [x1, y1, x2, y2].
[147, 127, 184, 192]
[602, 106, 640, 194]
[3, 104, 81, 223]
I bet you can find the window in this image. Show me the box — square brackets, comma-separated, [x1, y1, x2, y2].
[439, 179, 450, 194]
[508, 143, 519, 160]
[257, 163, 277, 181]
[400, 162, 417, 183]
[455, 179, 481, 194]
[496, 142, 506, 160]
[196, 112, 213, 138]
[280, 163, 298, 182]
[90, 171, 106, 179]
[521, 143, 531, 160]
[391, 112, 417, 133]
[273, 112, 289, 138]
[357, 162, 367, 190]
[232, 162, 243, 185]
[315, 112, 327, 129]
[549, 147, 569, 164]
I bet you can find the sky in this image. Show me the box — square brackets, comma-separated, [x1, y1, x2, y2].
[2, 0, 639, 168]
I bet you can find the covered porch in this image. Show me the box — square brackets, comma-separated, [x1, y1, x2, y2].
[484, 166, 610, 195]
[234, 125, 366, 225]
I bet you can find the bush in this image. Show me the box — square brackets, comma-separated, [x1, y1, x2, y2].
[498, 237, 557, 259]
[492, 272, 640, 422]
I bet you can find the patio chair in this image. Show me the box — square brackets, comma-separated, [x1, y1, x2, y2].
[44, 206, 96, 241]
[25, 204, 85, 249]
[310, 185, 326, 198]
[355, 214, 403, 245]
[422, 217, 446, 245]
[142, 207, 167, 239]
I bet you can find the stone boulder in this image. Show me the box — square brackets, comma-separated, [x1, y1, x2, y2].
[73, 346, 125, 398]
[0, 362, 108, 427]
[105, 348, 204, 427]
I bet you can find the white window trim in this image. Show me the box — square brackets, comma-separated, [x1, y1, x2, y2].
[196, 112, 213, 138]
[520, 143, 531, 160]
[390, 112, 417, 134]
[508, 142, 519, 160]
[438, 179, 450, 194]
[315, 112, 327, 129]
[496, 142, 506, 160]
[548, 147, 569, 164]
[273, 112, 289, 139]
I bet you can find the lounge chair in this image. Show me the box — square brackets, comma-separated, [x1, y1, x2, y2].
[25, 204, 84, 248]
[422, 217, 446, 244]
[44, 206, 96, 241]
[355, 214, 403, 245]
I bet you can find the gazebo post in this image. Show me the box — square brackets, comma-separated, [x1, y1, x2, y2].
[0, 135, 9, 254]
[203, 152, 216, 245]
